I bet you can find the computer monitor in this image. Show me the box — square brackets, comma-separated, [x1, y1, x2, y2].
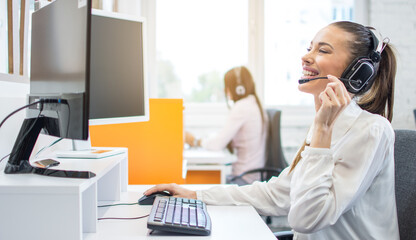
[4, 0, 94, 178]
[60, 10, 149, 154]
[89, 10, 149, 125]
[4, 1, 150, 174]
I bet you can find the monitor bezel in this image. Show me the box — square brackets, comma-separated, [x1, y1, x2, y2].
[88, 9, 149, 126]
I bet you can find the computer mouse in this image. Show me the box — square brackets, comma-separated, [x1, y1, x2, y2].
[138, 191, 172, 205]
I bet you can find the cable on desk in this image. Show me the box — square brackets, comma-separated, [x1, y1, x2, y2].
[97, 203, 148, 220]
[98, 214, 149, 221]
[0, 100, 42, 129]
[0, 99, 69, 163]
[34, 137, 63, 158]
[0, 153, 10, 163]
[0, 104, 44, 163]
[98, 202, 138, 208]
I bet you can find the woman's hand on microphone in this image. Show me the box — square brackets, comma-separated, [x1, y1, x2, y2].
[311, 75, 351, 148]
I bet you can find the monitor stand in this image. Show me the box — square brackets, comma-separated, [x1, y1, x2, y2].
[54, 137, 125, 159]
[4, 117, 96, 178]
[72, 137, 93, 151]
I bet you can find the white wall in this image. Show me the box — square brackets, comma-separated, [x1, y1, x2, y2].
[369, 0, 416, 129]
[117, 0, 142, 15]
[0, 80, 29, 158]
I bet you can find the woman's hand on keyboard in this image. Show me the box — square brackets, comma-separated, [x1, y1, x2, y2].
[144, 183, 197, 199]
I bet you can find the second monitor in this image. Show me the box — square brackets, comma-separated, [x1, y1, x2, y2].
[56, 10, 149, 158]
[89, 9, 149, 125]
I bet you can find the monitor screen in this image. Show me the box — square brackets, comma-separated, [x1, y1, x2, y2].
[89, 10, 149, 125]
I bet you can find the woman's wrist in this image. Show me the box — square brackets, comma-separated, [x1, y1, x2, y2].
[310, 124, 332, 148]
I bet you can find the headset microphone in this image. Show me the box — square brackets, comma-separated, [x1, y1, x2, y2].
[298, 77, 328, 84]
[298, 76, 362, 86]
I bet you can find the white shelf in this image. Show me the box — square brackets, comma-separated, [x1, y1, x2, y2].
[0, 148, 128, 240]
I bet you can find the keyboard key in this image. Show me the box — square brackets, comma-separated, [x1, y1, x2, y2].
[189, 205, 197, 227]
[196, 208, 206, 228]
[173, 204, 181, 225]
[181, 205, 189, 225]
[165, 204, 174, 223]
[154, 212, 163, 221]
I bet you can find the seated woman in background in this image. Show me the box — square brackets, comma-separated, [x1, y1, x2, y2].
[148, 21, 399, 239]
[185, 66, 268, 184]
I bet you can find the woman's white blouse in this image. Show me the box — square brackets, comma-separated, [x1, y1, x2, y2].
[197, 101, 399, 239]
[200, 95, 267, 183]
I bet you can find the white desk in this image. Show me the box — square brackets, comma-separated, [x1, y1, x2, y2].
[84, 185, 277, 240]
[183, 149, 236, 184]
[0, 153, 276, 240]
[0, 149, 128, 240]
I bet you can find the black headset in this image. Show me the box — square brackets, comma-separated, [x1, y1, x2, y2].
[339, 29, 382, 94]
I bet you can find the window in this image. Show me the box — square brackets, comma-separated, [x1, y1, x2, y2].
[0, 0, 34, 78]
[0, 1, 7, 74]
[264, 0, 354, 106]
[155, 0, 248, 102]
[153, 0, 354, 105]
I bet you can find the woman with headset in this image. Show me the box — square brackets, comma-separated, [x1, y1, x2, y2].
[185, 66, 268, 184]
[146, 21, 398, 239]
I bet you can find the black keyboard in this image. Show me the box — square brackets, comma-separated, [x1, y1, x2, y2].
[147, 196, 212, 236]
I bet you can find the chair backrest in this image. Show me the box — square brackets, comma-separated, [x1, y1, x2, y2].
[264, 109, 288, 179]
[413, 109, 416, 125]
[394, 129, 416, 240]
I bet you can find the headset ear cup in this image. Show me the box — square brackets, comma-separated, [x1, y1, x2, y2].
[341, 57, 361, 79]
[341, 57, 376, 94]
[235, 85, 246, 95]
[340, 29, 383, 94]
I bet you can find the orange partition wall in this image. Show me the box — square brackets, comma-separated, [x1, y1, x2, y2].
[89, 98, 185, 184]
[185, 171, 221, 184]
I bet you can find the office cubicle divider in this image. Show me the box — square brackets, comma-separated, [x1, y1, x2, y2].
[90, 98, 185, 184]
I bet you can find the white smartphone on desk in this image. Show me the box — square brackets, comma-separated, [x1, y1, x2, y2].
[34, 159, 60, 168]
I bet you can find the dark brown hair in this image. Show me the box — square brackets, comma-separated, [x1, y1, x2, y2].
[330, 21, 396, 122]
[290, 21, 397, 173]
